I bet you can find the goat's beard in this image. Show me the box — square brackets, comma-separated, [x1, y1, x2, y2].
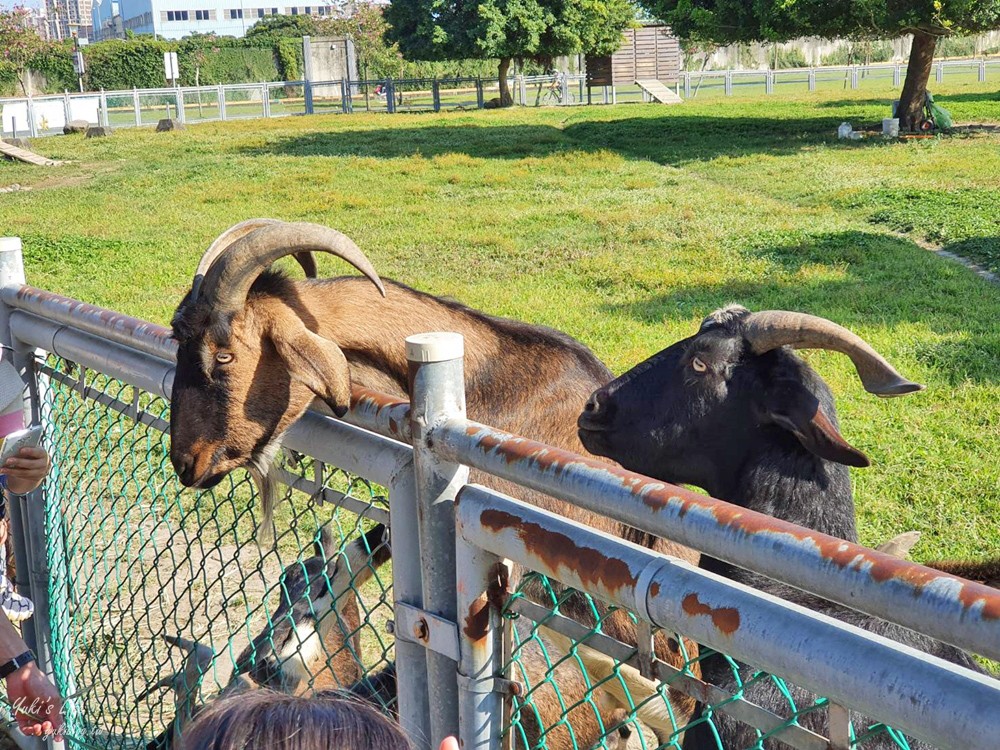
[248, 439, 283, 542]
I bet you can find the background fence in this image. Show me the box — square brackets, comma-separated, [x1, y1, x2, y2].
[3, 58, 999, 139]
[0, 240, 999, 750]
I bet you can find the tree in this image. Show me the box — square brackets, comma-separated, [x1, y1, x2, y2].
[0, 7, 45, 95]
[385, 0, 635, 106]
[640, 0, 1000, 130]
[243, 13, 319, 43]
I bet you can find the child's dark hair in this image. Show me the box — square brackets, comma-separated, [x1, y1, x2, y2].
[181, 690, 412, 750]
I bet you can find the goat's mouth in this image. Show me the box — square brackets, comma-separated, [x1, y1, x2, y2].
[577, 425, 614, 458]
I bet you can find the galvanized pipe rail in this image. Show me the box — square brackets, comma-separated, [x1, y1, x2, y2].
[431, 418, 1000, 663]
[456, 484, 1000, 750]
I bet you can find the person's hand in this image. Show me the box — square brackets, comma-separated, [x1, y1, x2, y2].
[439, 736, 460, 750]
[0, 446, 51, 496]
[4, 660, 63, 739]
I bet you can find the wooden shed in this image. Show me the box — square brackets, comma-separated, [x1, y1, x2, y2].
[586, 24, 681, 87]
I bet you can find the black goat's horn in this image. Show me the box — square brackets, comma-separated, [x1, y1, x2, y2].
[201, 222, 386, 318]
[743, 311, 924, 397]
[191, 219, 318, 301]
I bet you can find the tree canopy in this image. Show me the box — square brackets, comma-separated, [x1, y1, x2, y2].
[385, 0, 636, 104]
[1, 7, 45, 95]
[640, 0, 1000, 129]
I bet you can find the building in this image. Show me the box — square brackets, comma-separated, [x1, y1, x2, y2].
[586, 24, 681, 88]
[23, 5, 52, 41]
[47, 0, 94, 41]
[91, 0, 342, 40]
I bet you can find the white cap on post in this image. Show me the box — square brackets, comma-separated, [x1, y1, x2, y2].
[405, 332, 464, 363]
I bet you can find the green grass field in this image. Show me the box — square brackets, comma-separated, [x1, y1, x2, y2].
[2, 77, 999, 565]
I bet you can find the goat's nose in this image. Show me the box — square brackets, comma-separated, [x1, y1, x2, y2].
[172, 452, 196, 486]
[579, 390, 615, 429]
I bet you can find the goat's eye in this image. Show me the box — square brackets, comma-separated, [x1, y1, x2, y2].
[215, 352, 234, 365]
[691, 357, 708, 373]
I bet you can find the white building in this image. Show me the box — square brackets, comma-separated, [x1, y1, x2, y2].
[91, 0, 342, 40]
[47, 0, 94, 40]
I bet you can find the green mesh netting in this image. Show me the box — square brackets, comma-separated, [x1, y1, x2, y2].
[24, 355, 395, 748]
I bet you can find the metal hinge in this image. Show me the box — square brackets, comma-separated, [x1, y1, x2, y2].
[392, 602, 460, 662]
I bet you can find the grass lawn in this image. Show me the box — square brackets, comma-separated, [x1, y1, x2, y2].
[2, 76, 999, 569]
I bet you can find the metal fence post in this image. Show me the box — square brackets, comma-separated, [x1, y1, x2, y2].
[808, 68, 816, 91]
[765, 70, 773, 94]
[725, 70, 732, 96]
[62, 90, 72, 126]
[683, 72, 691, 98]
[0, 238, 61, 750]
[262, 83, 271, 117]
[432, 80, 441, 112]
[174, 86, 185, 123]
[851, 66, 859, 88]
[99, 88, 109, 127]
[218, 84, 227, 120]
[26, 92, 37, 137]
[561, 73, 569, 105]
[341, 79, 350, 114]
[132, 87, 140, 126]
[893, 63, 901, 87]
[388, 462, 433, 750]
[456, 516, 509, 750]
[476, 78, 485, 109]
[387, 79, 396, 114]
[936, 62, 943, 83]
[979, 60, 987, 82]
[408, 332, 468, 746]
[518, 75, 526, 107]
[302, 35, 315, 115]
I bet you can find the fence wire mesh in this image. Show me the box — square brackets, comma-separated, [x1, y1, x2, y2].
[28, 355, 395, 748]
[502, 573, 917, 750]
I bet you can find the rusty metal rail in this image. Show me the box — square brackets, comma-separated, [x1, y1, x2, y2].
[430, 418, 1000, 664]
[455, 484, 1000, 750]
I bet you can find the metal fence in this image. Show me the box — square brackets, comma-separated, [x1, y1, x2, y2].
[3, 57, 999, 139]
[0, 237, 999, 750]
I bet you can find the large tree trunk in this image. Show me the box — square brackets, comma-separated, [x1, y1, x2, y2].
[498, 57, 514, 107]
[897, 30, 937, 131]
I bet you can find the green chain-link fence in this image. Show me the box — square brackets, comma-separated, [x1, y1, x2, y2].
[0, 352, 958, 750]
[32, 354, 395, 748]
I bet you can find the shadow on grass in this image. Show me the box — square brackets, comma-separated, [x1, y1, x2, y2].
[240, 113, 845, 165]
[600, 230, 1000, 384]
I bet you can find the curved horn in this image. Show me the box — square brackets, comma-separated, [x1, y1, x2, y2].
[201, 222, 386, 318]
[191, 219, 318, 300]
[743, 311, 924, 397]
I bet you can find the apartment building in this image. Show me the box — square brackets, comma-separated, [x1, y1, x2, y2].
[90, 0, 340, 40]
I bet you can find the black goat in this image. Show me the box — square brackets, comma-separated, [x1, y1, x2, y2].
[577, 304, 984, 750]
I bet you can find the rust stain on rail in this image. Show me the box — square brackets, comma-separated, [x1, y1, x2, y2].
[464, 422, 1000, 622]
[480, 507, 637, 594]
[682, 593, 740, 636]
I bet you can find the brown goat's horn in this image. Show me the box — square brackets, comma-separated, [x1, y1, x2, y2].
[201, 222, 386, 317]
[192, 219, 318, 300]
[743, 311, 924, 397]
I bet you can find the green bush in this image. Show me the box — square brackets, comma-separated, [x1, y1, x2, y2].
[936, 35, 978, 58]
[27, 41, 76, 91]
[820, 41, 894, 66]
[83, 38, 176, 90]
[275, 37, 303, 80]
[178, 47, 278, 85]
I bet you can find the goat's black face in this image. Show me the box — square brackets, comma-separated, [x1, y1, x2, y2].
[578, 306, 869, 497]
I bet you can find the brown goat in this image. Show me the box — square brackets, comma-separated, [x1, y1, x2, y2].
[168, 220, 701, 742]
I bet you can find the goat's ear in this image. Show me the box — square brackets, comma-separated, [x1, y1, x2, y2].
[268, 313, 352, 417]
[761, 380, 870, 468]
[314, 524, 335, 560]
